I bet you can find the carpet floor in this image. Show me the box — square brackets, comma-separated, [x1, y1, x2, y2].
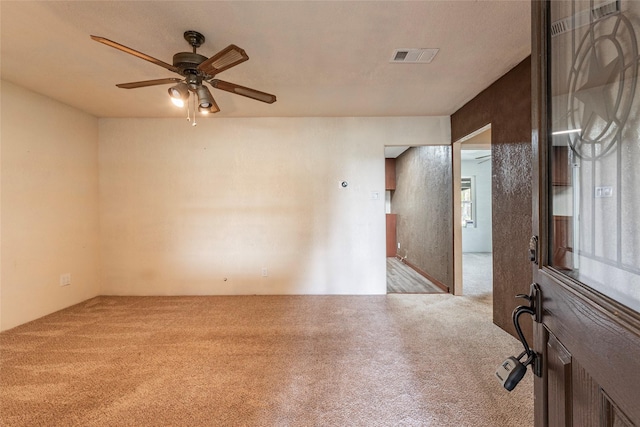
[0, 295, 533, 426]
[462, 253, 493, 297]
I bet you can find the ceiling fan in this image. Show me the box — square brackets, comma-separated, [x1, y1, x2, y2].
[475, 154, 492, 164]
[91, 30, 276, 118]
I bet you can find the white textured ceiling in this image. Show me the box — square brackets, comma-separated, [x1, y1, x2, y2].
[0, 1, 531, 118]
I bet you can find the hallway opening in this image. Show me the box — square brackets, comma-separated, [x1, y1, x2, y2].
[454, 125, 493, 297]
[384, 145, 451, 294]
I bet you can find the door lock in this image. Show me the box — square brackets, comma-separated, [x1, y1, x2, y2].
[496, 283, 543, 391]
[529, 235, 539, 264]
[496, 350, 535, 391]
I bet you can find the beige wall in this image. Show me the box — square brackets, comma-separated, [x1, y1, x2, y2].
[0, 80, 450, 329]
[99, 117, 450, 295]
[1, 81, 100, 331]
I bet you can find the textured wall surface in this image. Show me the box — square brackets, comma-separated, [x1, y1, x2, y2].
[491, 141, 533, 338]
[451, 57, 532, 339]
[392, 146, 453, 288]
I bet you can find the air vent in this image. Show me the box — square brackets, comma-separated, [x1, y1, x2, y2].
[551, 0, 620, 37]
[592, 0, 619, 19]
[390, 48, 439, 64]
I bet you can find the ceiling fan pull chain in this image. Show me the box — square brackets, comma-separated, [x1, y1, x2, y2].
[186, 93, 191, 123]
[191, 95, 197, 127]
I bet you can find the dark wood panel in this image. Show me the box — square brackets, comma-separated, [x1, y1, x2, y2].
[386, 214, 397, 257]
[552, 216, 572, 270]
[552, 146, 571, 186]
[547, 333, 572, 427]
[537, 269, 640, 423]
[571, 360, 601, 427]
[603, 391, 635, 427]
[385, 158, 396, 190]
[531, 2, 640, 426]
[534, 323, 549, 426]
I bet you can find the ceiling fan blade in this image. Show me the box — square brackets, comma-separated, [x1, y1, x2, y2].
[210, 96, 221, 114]
[116, 78, 183, 89]
[197, 44, 249, 76]
[91, 35, 178, 73]
[209, 79, 277, 104]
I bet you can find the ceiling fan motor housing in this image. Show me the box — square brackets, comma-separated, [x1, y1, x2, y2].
[173, 52, 208, 77]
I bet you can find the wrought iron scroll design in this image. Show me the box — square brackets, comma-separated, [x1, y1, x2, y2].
[565, 6, 639, 160]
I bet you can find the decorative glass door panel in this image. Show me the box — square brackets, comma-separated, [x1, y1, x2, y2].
[549, 0, 640, 311]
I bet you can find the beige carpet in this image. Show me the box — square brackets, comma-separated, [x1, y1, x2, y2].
[0, 295, 533, 426]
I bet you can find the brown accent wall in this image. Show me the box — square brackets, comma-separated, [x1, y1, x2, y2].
[451, 56, 533, 340]
[392, 146, 453, 290]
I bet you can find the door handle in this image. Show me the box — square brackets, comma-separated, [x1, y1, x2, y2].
[495, 284, 543, 391]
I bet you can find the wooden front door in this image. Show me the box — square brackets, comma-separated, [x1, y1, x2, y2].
[532, 1, 640, 425]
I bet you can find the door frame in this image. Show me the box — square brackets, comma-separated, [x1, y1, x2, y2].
[531, 1, 640, 424]
[452, 124, 492, 296]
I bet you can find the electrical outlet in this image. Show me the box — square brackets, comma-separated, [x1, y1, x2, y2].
[397, 242, 401, 249]
[59, 273, 71, 287]
[261, 268, 268, 277]
[595, 186, 613, 198]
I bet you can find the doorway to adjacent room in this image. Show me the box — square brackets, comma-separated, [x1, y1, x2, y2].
[384, 145, 449, 294]
[453, 124, 493, 298]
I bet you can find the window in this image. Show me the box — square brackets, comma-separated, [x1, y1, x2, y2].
[461, 176, 476, 228]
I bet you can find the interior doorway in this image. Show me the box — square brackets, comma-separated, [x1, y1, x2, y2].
[453, 125, 493, 297]
[384, 145, 449, 294]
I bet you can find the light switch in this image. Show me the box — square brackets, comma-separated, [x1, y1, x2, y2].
[59, 273, 71, 286]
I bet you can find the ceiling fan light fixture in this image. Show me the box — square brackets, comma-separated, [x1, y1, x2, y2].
[196, 85, 214, 108]
[198, 100, 214, 114]
[168, 83, 190, 107]
[171, 97, 186, 108]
